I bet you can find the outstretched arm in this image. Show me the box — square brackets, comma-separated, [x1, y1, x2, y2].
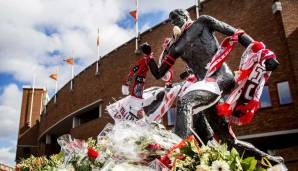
[198, 15, 279, 71]
[198, 15, 253, 47]
[148, 58, 171, 79]
[141, 42, 182, 79]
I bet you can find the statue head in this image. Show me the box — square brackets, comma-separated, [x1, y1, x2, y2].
[169, 9, 191, 28]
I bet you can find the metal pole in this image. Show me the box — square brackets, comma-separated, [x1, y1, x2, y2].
[189, 126, 205, 146]
[71, 51, 74, 90]
[54, 67, 58, 103]
[71, 64, 74, 90]
[28, 74, 36, 127]
[196, 0, 200, 19]
[43, 80, 48, 113]
[54, 79, 57, 103]
[96, 28, 100, 74]
[39, 88, 44, 115]
[135, 0, 139, 53]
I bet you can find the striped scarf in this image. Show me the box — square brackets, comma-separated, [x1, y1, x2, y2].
[215, 41, 276, 125]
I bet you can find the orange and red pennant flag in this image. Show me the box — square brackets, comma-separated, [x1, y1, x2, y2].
[49, 73, 58, 80]
[64, 57, 74, 65]
[129, 10, 137, 21]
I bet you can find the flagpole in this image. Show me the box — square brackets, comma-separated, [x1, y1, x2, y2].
[39, 79, 48, 115]
[96, 27, 100, 75]
[54, 67, 58, 103]
[39, 87, 44, 116]
[28, 74, 36, 127]
[71, 63, 74, 90]
[135, 0, 139, 53]
[196, 0, 200, 19]
[70, 51, 74, 90]
[43, 80, 48, 113]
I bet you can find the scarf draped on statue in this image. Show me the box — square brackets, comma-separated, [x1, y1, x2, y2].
[205, 30, 277, 125]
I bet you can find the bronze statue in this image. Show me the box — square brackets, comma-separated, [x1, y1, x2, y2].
[141, 9, 282, 164]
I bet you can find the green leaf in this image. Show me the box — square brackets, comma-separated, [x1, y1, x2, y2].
[231, 148, 240, 158]
[180, 142, 197, 158]
[241, 157, 257, 171]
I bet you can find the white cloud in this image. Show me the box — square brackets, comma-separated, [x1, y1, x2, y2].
[0, 147, 16, 166]
[0, 84, 22, 166]
[0, 0, 134, 89]
[0, 0, 195, 89]
[0, 0, 195, 165]
[0, 84, 22, 138]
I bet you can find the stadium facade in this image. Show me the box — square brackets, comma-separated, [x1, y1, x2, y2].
[16, 0, 298, 169]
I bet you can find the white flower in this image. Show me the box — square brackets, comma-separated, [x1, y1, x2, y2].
[210, 160, 230, 171]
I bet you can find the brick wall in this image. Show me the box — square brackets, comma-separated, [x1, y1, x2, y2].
[19, 88, 45, 134]
[16, 88, 46, 161]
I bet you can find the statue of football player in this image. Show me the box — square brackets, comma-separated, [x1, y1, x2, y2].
[141, 9, 282, 163]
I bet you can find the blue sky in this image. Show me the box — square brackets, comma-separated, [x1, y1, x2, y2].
[117, 10, 167, 30]
[0, 74, 23, 93]
[0, 0, 195, 166]
[36, 25, 60, 36]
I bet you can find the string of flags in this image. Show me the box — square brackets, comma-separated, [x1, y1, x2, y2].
[48, 55, 75, 102]
[48, 0, 139, 95]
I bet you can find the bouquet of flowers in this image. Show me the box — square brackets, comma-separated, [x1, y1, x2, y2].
[96, 121, 181, 164]
[18, 121, 287, 171]
[17, 152, 64, 171]
[158, 135, 284, 171]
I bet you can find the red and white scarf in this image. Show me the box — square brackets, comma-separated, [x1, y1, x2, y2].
[159, 37, 174, 83]
[216, 42, 276, 125]
[205, 30, 244, 77]
[205, 31, 276, 125]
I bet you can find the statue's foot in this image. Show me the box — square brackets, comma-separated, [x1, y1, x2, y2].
[265, 155, 284, 165]
[233, 139, 284, 165]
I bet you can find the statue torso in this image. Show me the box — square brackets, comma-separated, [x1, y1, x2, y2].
[180, 23, 219, 79]
[176, 20, 235, 93]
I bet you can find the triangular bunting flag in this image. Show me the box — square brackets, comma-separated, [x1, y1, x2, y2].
[129, 10, 137, 20]
[64, 57, 74, 65]
[49, 73, 58, 80]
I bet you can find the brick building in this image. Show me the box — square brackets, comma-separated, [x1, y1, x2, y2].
[16, 0, 298, 169]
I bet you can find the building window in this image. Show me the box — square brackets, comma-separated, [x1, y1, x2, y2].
[46, 134, 52, 144]
[167, 107, 176, 126]
[260, 86, 272, 108]
[75, 105, 100, 126]
[277, 81, 293, 105]
[98, 103, 102, 118]
[72, 117, 80, 128]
